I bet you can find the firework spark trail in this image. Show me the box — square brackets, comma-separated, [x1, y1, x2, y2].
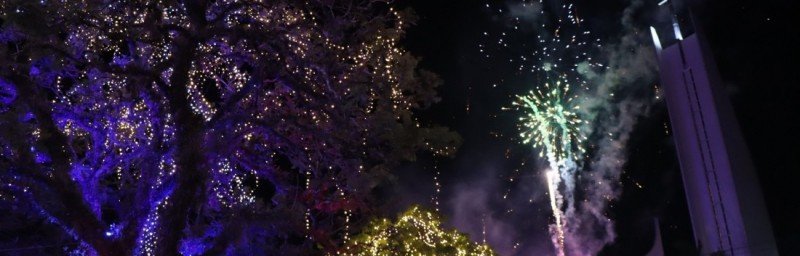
[545, 168, 564, 256]
[514, 78, 585, 256]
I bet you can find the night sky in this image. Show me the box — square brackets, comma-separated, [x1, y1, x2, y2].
[387, 0, 799, 255]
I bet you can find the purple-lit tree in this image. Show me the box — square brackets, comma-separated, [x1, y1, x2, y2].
[0, 1, 459, 255]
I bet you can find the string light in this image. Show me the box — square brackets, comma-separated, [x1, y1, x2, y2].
[1, 1, 461, 254]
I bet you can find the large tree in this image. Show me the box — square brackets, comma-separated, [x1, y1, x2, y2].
[0, 0, 459, 255]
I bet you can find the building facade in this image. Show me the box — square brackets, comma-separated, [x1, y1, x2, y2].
[654, 26, 778, 255]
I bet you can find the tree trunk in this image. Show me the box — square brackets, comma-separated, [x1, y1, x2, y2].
[154, 1, 210, 250]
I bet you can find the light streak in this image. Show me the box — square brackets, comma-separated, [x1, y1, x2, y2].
[546, 169, 565, 256]
[651, 26, 663, 53]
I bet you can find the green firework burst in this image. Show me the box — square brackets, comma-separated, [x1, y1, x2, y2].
[513, 79, 586, 163]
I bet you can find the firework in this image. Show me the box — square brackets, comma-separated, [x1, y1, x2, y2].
[484, 1, 603, 254]
[513, 77, 585, 256]
[513, 78, 585, 164]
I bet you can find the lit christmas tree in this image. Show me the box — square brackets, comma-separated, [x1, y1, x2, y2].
[341, 205, 496, 256]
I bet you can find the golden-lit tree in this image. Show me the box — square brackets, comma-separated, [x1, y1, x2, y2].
[340, 206, 496, 256]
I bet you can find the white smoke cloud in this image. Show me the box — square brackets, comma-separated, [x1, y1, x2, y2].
[563, 0, 660, 254]
[507, 1, 544, 25]
[448, 164, 556, 256]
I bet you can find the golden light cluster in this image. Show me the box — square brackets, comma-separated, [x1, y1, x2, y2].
[340, 206, 496, 256]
